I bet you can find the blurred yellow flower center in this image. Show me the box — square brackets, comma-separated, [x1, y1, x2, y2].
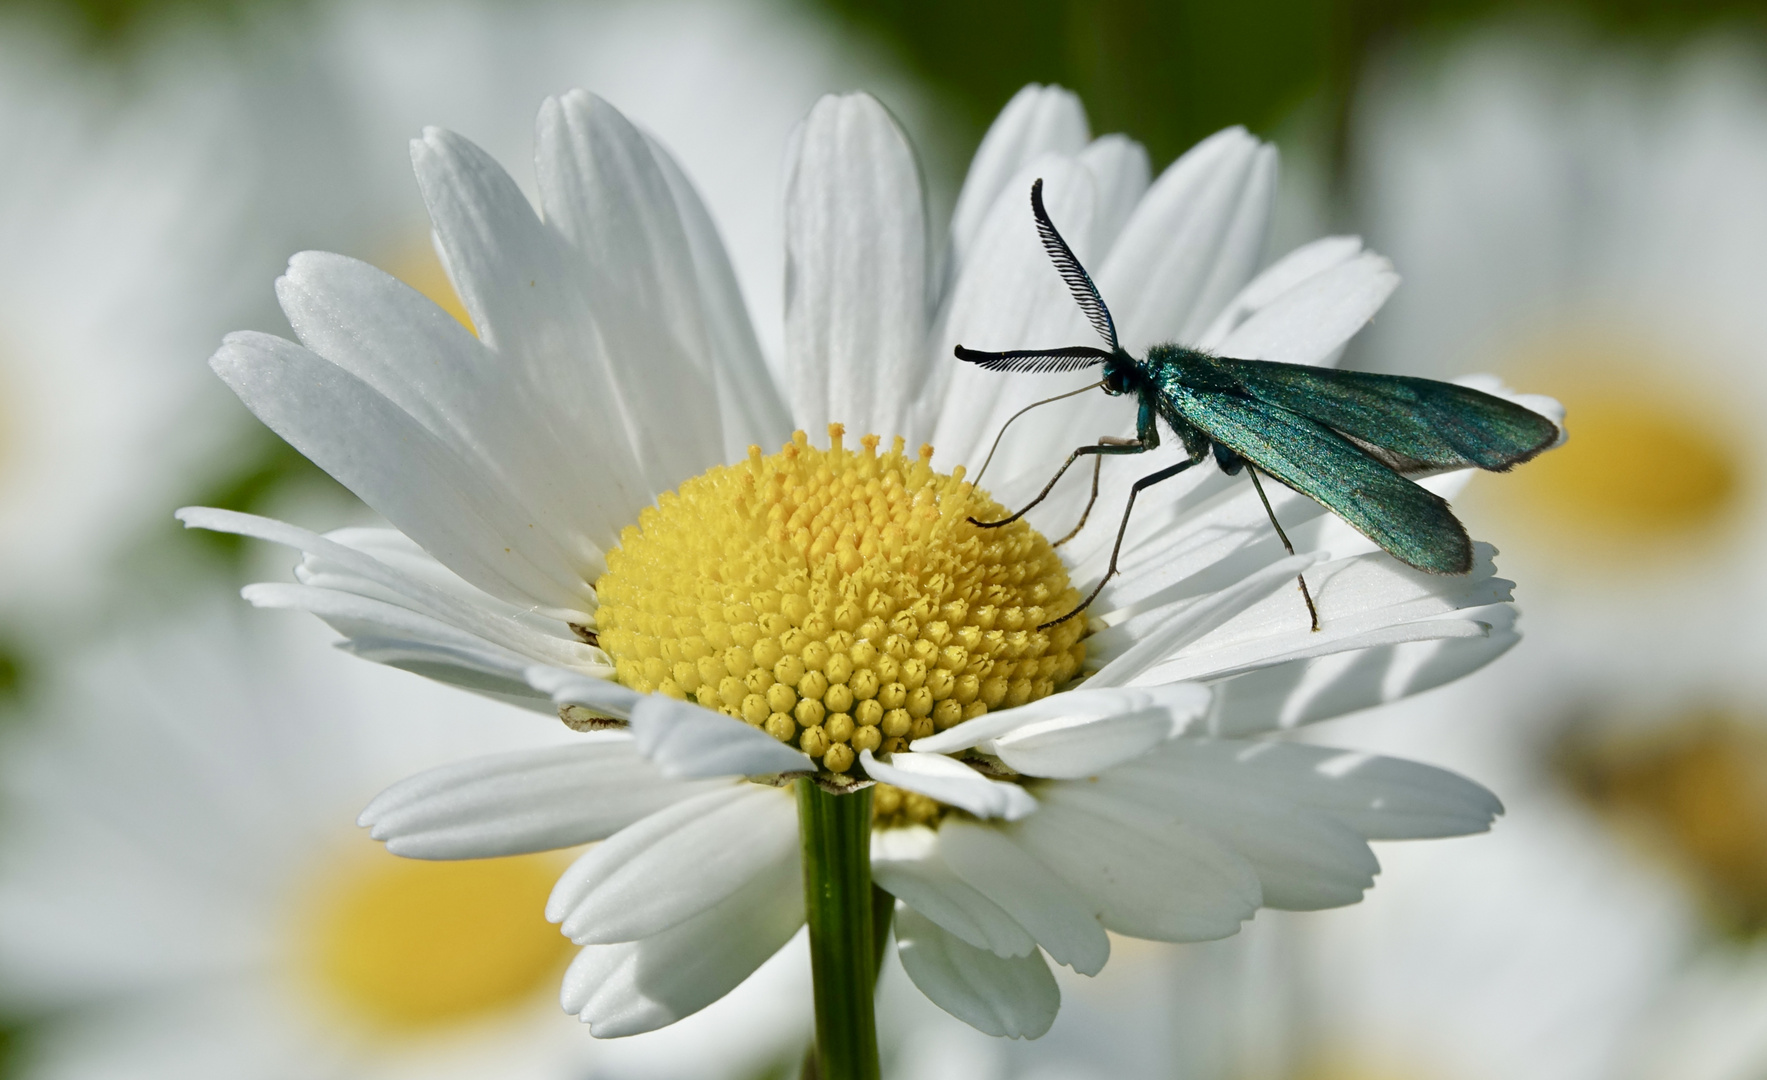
[594, 426, 1084, 774]
[384, 239, 477, 335]
[301, 849, 570, 1033]
[1561, 711, 1767, 935]
[1491, 347, 1744, 558]
[1297, 1058, 1429, 1080]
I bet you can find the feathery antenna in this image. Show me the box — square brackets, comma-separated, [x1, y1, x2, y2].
[1030, 178, 1117, 351]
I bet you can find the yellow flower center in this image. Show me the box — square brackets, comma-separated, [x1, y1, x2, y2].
[593, 426, 1085, 774]
[1477, 340, 1747, 564]
[297, 846, 571, 1033]
[1561, 710, 1767, 935]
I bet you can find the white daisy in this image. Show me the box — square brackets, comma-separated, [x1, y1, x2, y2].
[1173, 31, 1767, 1080]
[0, 19, 255, 636]
[216, 0, 926, 374]
[0, 607, 812, 1079]
[1354, 28, 1767, 694]
[183, 83, 1546, 1045]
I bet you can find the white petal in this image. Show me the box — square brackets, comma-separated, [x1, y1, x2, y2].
[549, 783, 796, 944]
[205, 334, 599, 618]
[894, 900, 1058, 1039]
[859, 751, 1036, 821]
[239, 581, 521, 664]
[240, 582, 567, 709]
[1205, 605, 1520, 736]
[1210, 250, 1400, 368]
[1087, 553, 1322, 688]
[560, 863, 803, 1037]
[408, 124, 559, 354]
[870, 826, 1036, 958]
[359, 740, 722, 859]
[937, 818, 1109, 975]
[1195, 235, 1365, 350]
[274, 252, 625, 583]
[413, 125, 718, 504]
[1115, 739, 1502, 841]
[948, 84, 1089, 269]
[180, 507, 597, 666]
[783, 92, 928, 441]
[525, 665, 644, 719]
[644, 131, 791, 458]
[1098, 127, 1276, 352]
[912, 682, 1211, 779]
[336, 637, 557, 711]
[1009, 783, 1262, 941]
[298, 526, 597, 649]
[534, 91, 724, 487]
[1298, 748, 1504, 839]
[1078, 133, 1152, 252]
[1129, 547, 1513, 686]
[989, 707, 1188, 779]
[1088, 764, 1379, 911]
[630, 694, 814, 778]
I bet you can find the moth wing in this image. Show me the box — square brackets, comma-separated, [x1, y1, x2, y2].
[1208, 358, 1559, 472]
[1171, 385, 1473, 574]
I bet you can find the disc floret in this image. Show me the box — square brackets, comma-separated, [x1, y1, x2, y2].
[594, 426, 1086, 774]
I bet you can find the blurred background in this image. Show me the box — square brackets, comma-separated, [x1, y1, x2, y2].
[2, 0, 1766, 1077]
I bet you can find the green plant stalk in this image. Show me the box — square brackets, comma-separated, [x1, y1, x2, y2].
[797, 779, 880, 1080]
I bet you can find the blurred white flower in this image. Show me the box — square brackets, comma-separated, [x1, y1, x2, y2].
[0, 20, 256, 634]
[182, 78, 1544, 1040]
[1355, 29, 1767, 699]
[1277, 681, 1693, 1080]
[216, 0, 931, 375]
[1628, 940, 1767, 1080]
[1226, 28, 1767, 1080]
[0, 606, 812, 1079]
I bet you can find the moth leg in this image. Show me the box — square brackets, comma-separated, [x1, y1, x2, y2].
[1051, 435, 1139, 548]
[969, 438, 1151, 529]
[1246, 464, 1320, 632]
[1040, 451, 1208, 630]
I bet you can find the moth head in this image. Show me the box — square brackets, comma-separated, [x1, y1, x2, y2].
[1102, 356, 1134, 396]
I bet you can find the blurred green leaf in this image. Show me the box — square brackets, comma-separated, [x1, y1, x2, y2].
[170, 426, 352, 569]
[815, 0, 1767, 179]
[0, 0, 302, 46]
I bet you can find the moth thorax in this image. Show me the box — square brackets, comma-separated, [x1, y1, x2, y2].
[592, 425, 1087, 776]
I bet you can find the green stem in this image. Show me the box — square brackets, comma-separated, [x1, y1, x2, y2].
[797, 779, 881, 1080]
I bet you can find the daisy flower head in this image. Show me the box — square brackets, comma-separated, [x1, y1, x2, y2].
[183, 83, 1555, 1048]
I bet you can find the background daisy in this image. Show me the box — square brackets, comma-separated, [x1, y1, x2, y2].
[0, 15, 262, 648]
[0, 604, 815, 1080]
[1204, 26, 1767, 1080]
[207, 0, 938, 380]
